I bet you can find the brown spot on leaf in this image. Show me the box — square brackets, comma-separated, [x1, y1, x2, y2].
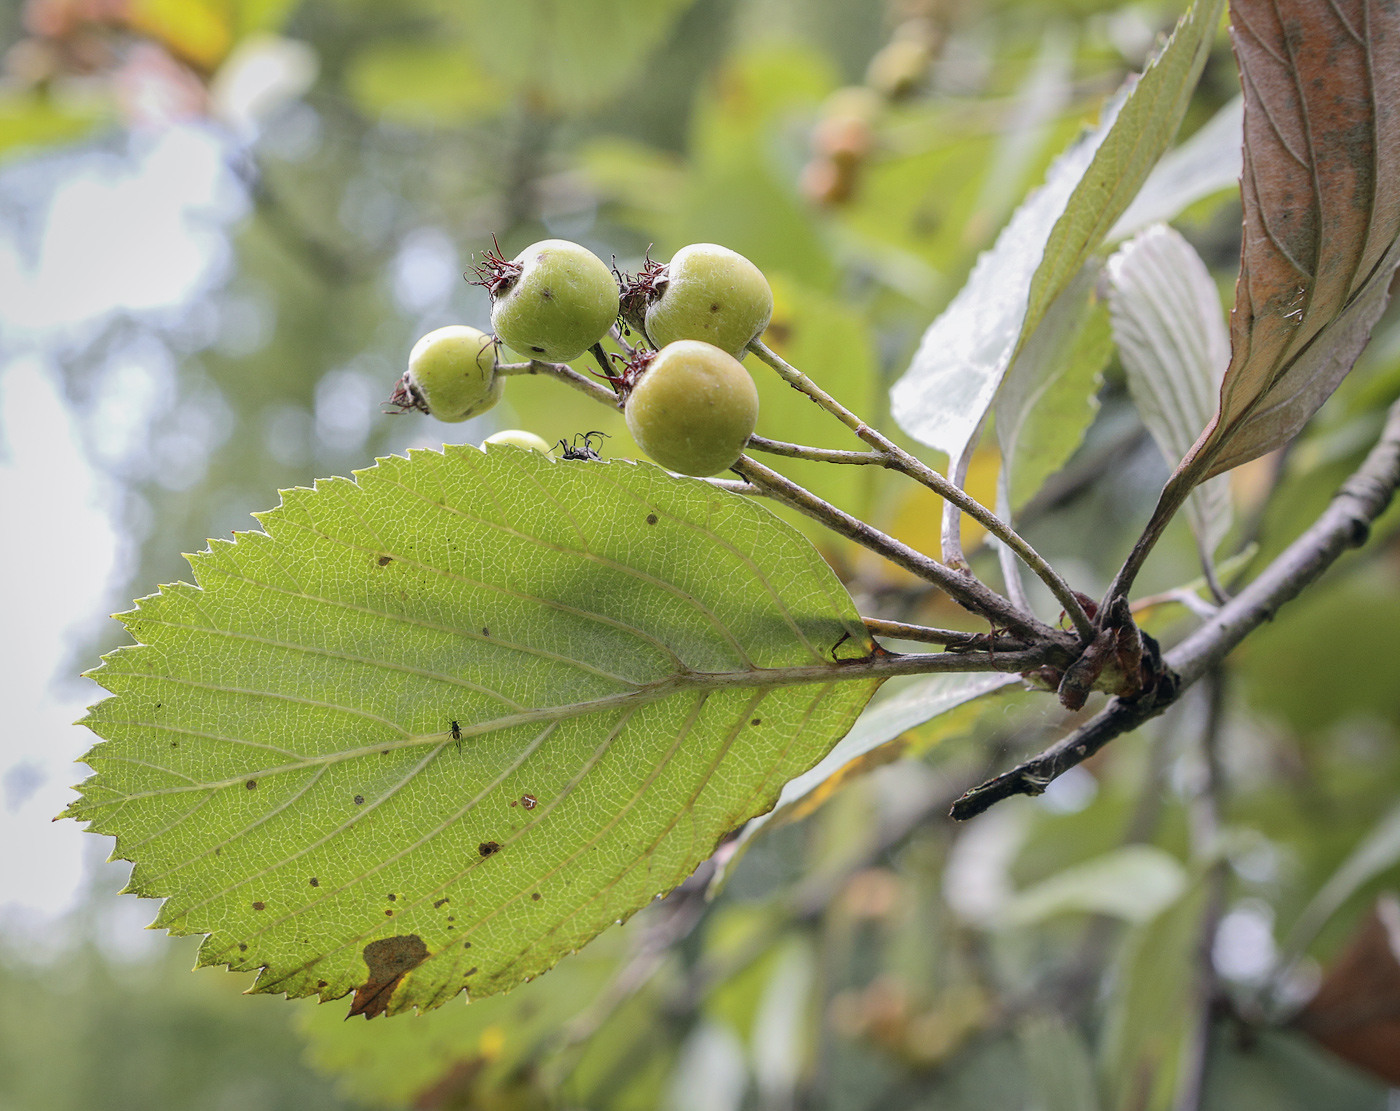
[377, 555, 393, 566]
[245, 779, 257, 790]
[386, 893, 396, 901]
[317, 980, 327, 988]
[520, 794, 537, 810]
[478, 841, 501, 857]
[354, 795, 365, 805]
[646, 513, 658, 525]
[252, 901, 265, 911]
[531, 892, 541, 901]
[348, 934, 430, 1019]
[238, 943, 247, 951]
[464, 966, 477, 975]
[385, 909, 394, 916]
[710, 302, 720, 312]
[433, 897, 449, 908]
[481, 627, 489, 637]
[309, 877, 319, 887]
[751, 718, 762, 726]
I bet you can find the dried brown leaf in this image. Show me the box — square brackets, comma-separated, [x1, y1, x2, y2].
[1296, 894, 1400, 1086]
[1111, 0, 1400, 598]
[1192, 0, 1400, 481]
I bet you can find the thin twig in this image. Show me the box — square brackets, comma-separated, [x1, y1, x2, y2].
[701, 478, 764, 496]
[609, 324, 636, 356]
[747, 339, 1096, 641]
[495, 359, 623, 408]
[951, 396, 1400, 820]
[1130, 587, 1220, 620]
[747, 435, 889, 466]
[734, 455, 1068, 644]
[939, 415, 988, 573]
[862, 617, 1017, 647]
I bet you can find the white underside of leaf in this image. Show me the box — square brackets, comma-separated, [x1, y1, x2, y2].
[889, 104, 1117, 459]
[724, 671, 1017, 855]
[1107, 223, 1233, 555]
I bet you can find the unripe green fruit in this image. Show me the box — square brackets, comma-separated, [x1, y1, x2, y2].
[625, 340, 759, 477]
[489, 239, 620, 363]
[644, 244, 773, 359]
[394, 325, 502, 422]
[483, 429, 551, 453]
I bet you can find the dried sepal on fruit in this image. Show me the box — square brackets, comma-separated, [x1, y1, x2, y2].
[624, 340, 759, 477]
[476, 238, 620, 363]
[388, 325, 502, 423]
[643, 243, 773, 359]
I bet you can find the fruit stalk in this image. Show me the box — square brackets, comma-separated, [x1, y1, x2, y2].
[746, 338, 1096, 642]
[494, 359, 623, 409]
[732, 454, 1065, 642]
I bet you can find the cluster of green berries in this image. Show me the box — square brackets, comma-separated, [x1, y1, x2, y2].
[387, 237, 773, 477]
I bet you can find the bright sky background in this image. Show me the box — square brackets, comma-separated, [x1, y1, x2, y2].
[0, 124, 241, 934]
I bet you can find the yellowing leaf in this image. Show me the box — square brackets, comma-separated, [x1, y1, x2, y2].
[129, 0, 233, 69]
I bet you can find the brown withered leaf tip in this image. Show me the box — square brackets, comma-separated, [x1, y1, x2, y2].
[348, 934, 430, 1019]
[1296, 895, 1400, 1086]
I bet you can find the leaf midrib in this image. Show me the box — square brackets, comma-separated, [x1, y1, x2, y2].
[80, 660, 887, 810]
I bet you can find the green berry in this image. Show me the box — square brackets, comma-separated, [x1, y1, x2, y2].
[483, 429, 552, 453]
[482, 239, 619, 363]
[644, 243, 773, 359]
[389, 325, 501, 423]
[625, 340, 759, 477]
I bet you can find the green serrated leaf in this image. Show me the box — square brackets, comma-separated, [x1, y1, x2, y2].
[65, 445, 880, 1015]
[1018, 0, 1224, 353]
[890, 0, 1222, 465]
[1108, 96, 1242, 242]
[996, 264, 1112, 512]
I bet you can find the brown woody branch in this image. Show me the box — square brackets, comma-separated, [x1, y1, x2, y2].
[951, 396, 1400, 820]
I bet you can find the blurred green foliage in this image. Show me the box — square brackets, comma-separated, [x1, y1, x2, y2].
[3, 0, 1400, 1106]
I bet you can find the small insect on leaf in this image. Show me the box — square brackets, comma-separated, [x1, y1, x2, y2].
[449, 719, 462, 752]
[556, 431, 609, 461]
